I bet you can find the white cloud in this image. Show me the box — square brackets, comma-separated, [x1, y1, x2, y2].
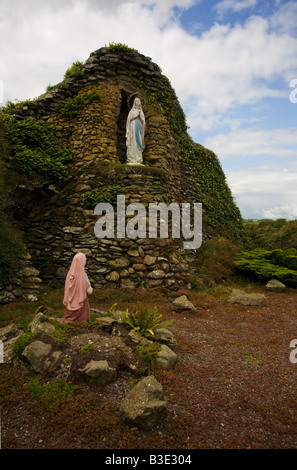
[215, 0, 258, 17]
[204, 127, 297, 160]
[227, 164, 297, 219]
[0, 0, 296, 111]
[270, 0, 297, 35]
[263, 204, 297, 220]
[0, 0, 296, 220]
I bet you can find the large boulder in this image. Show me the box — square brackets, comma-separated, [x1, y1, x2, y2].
[228, 289, 267, 306]
[120, 375, 167, 430]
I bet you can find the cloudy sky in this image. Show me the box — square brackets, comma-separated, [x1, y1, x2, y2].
[1, 0, 297, 220]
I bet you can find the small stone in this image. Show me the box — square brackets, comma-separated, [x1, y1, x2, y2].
[127, 250, 139, 257]
[143, 255, 157, 265]
[155, 345, 177, 370]
[147, 269, 166, 279]
[132, 263, 147, 271]
[108, 257, 130, 269]
[105, 271, 120, 282]
[22, 341, 52, 374]
[172, 295, 196, 312]
[28, 312, 56, 336]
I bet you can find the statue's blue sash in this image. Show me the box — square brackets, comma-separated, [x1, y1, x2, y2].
[135, 118, 145, 150]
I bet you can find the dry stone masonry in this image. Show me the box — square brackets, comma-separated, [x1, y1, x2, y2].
[1, 46, 242, 302]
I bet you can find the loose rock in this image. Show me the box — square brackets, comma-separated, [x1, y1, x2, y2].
[265, 279, 286, 293]
[155, 344, 177, 370]
[172, 295, 196, 312]
[78, 359, 117, 385]
[120, 375, 167, 430]
[228, 289, 267, 306]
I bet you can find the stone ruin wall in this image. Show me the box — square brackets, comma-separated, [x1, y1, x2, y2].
[2, 48, 198, 302]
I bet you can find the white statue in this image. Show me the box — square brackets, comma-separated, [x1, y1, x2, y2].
[126, 97, 145, 165]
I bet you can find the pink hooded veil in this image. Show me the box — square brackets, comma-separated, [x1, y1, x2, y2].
[63, 252, 88, 311]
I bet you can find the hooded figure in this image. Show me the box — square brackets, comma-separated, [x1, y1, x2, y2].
[58, 252, 92, 323]
[126, 97, 145, 165]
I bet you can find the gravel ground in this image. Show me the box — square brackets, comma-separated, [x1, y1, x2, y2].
[1, 287, 297, 449]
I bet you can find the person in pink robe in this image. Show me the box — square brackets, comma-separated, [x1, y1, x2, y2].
[58, 252, 93, 323]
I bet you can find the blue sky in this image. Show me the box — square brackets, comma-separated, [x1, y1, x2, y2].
[0, 0, 296, 219]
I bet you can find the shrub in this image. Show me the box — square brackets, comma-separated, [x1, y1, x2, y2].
[47, 320, 70, 343]
[121, 303, 173, 337]
[234, 248, 297, 286]
[191, 236, 239, 287]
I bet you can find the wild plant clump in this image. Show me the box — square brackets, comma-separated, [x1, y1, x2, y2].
[121, 302, 173, 337]
[26, 377, 79, 412]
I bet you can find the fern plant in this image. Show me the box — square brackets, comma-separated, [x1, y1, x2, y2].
[121, 302, 173, 337]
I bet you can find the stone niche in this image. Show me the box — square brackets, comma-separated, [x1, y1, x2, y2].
[2, 46, 242, 301]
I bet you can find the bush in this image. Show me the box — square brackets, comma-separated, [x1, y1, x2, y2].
[81, 343, 95, 353]
[191, 236, 240, 287]
[121, 303, 173, 337]
[234, 248, 297, 286]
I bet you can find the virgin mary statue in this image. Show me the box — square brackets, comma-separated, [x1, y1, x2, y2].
[126, 97, 145, 165]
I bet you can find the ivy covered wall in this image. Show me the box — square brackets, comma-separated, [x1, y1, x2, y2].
[0, 45, 244, 301]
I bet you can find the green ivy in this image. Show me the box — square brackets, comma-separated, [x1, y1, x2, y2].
[5, 117, 73, 181]
[82, 185, 126, 209]
[57, 91, 101, 118]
